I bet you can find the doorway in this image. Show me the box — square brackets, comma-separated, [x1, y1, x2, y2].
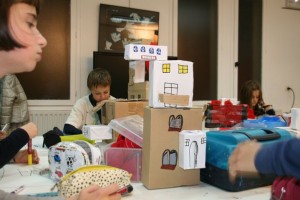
[178, 0, 218, 100]
[238, 0, 262, 98]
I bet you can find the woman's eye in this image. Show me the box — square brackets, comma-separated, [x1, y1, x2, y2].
[27, 19, 38, 27]
[27, 22, 34, 28]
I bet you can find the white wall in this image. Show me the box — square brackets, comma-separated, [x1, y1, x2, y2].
[262, 0, 300, 113]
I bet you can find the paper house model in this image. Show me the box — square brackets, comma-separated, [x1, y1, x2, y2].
[179, 130, 206, 170]
[149, 60, 194, 108]
[124, 44, 168, 61]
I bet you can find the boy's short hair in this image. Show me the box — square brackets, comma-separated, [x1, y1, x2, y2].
[87, 68, 111, 89]
[0, 0, 41, 51]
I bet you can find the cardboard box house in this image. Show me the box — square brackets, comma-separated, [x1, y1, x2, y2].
[149, 60, 194, 108]
[128, 82, 149, 100]
[142, 106, 203, 189]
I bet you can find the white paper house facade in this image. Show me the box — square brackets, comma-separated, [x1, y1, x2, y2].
[149, 60, 194, 108]
[124, 44, 168, 61]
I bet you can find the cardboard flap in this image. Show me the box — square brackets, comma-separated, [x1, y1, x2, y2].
[92, 100, 109, 112]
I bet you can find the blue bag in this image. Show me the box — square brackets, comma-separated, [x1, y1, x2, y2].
[200, 128, 294, 191]
[243, 116, 287, 128]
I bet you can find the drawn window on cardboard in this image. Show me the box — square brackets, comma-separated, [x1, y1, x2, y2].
[161, 149, 177, 170]
[168, 115, 183, 131]
[178, 64, 189, 74]
[162, 63, 171, 73]
[162, 83, 178, 107]
[164, 83, 178, 95]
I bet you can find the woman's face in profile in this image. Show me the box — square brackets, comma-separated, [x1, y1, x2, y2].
[5, 3, 47, 74]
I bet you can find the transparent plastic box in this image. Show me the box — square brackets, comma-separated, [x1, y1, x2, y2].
[108, 115, 143, 147]
[104, 115, 143, 182]
[101, 144, 142, 182]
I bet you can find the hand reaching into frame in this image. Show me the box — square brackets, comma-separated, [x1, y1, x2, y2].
[67, 184, 121, 200]
[228, 140, 262, 182]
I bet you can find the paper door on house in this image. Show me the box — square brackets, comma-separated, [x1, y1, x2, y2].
[149, 60, 194, 108]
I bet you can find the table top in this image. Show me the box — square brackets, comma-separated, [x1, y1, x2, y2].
[0, 136, 271, 199]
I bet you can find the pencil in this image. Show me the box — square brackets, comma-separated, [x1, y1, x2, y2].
[28, 139, 32, 165]
[1, 123, 8, 132]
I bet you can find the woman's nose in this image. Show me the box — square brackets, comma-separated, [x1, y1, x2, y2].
[37, 31, 47, 48]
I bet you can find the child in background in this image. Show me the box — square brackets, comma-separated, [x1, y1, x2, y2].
[240, 80, 275, 119]
[63, 68, 115, 135]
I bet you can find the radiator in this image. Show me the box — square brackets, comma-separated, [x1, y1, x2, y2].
[29, 110, 70, 135]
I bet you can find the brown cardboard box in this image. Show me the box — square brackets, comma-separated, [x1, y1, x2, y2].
[128, 82, 149, 100]
[101, 100, 148, 142]
[101, 100, 148, 125]
[142, 106, 203, 189]
[101, 99, 148, 125]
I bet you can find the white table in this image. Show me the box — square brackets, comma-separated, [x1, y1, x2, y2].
[0, 137, 271, 199]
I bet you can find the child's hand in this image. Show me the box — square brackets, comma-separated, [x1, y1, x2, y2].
[68, 184, 121, 200]
[0, 131, 7, 140]
[13, 149, 40, 164]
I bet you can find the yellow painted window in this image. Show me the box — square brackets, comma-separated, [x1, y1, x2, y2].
[162, 63, 171, 73]
[178, 65, 188, 74]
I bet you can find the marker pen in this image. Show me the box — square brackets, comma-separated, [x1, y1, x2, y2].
[116, 184, 133, 196]
[11, 185, 25, 194]
[28, 139, 32, 165]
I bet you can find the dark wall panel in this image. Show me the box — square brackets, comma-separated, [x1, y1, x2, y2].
[17, 0, 70, 100]
[238, 0, 262, 98]
[178, 0, 218, 100]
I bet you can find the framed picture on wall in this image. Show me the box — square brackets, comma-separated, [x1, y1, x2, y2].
[98, 4, 159, 53]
